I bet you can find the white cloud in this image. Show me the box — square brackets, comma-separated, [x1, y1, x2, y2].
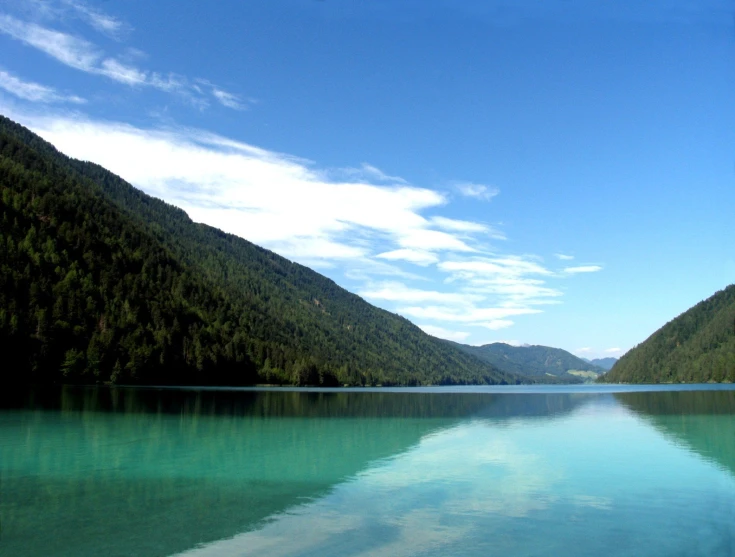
[99, 57, 148, 85]
[211, 88, 245, 110]
[0, 68, 85, 103]
[461, 278, 562, 305]
[440, 257, 553, 278]
[564, 265, 602, 274]
[359, 279, 540, 332]
[604, 347, 622, 354]
[397, 228, 475, 252]
[0, 14, 100, 71]
[430, 216, 507, 240]
[359, 282, 482, 306]
[555, 253, 574, 260]
[574, 347, 593, 354]
[325, 163, 408, 185]
[417, 324, 471, 342]
[0, 14, 153, 86]
[376, 249, 438, 266]
[358, 163, 408, 184]
[62, 0, 127, 38]
[398, 305, 540, 322]
[455, 182, 499, 201]
[434, 257, 562, 312]
[430, 216, 487, 233]
[26, 116, 490, 270]
[0, 14, 243, 109]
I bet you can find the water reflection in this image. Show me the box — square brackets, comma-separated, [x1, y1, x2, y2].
[615, 390, 735, 477]
[176, 392, 735, 557]
[2, 387, 735, 556]
[0, 387, 591, 557]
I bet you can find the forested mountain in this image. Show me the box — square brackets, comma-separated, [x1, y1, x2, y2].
[448, 342, 604, 382]
[587, 357, 617, 370]
[600, 285, 735, 383]
[0, 115, 520, 387]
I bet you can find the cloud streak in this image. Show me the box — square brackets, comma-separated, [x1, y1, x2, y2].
[455, 182, 499, 201]
[0, 68, 85, 103]
[0, 14, 173, 88]
[0, 12, 248, 109]
[62, 0, 127, 38]
[564, 265, 602, 274]
[417, 324, 471, 342]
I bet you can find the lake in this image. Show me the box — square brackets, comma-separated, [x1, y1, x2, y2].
[1, 385, 734, 556]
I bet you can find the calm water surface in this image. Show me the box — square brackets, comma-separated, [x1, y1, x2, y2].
[1, 385, 734, 556]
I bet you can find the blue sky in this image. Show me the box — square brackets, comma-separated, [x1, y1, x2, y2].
[1, 0, 734, 358]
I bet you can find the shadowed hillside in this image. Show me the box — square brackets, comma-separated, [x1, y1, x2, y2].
[0, 115, 519, 387]
[601, 286, 735, 383]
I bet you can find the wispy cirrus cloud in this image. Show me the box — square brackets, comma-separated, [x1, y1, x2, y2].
[358, 254, 569, 339]
[377, 249, 439, 266]
[61, 0, 128, 38]
[0, 11, 249, 109]
[0, 14, 99, 70]
[0, 13, 175, 88]
[430, 216, 506, 240]
[359, 282, 484, 306]
[398, 305, 539, 326]
[326, 162, 409, 185]
[555, 253, 574, 260]
[564, 265, 602, 274]
[455, 182, 499, 201]
[211, 88, 246, 110]
[0, 68, 85, 103]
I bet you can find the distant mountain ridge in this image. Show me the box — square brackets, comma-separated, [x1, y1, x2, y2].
[449, 342, 605, 382]
[0, 115, 520, 387]
[583, 357, 617, 370]
[600, 285, 735, 383]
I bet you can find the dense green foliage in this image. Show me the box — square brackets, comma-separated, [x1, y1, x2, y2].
[449, 342, 604, 382]
[0, 115, 519, 387]
[600, 285, 735, 383]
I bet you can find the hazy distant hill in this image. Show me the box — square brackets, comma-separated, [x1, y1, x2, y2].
[0, 115, 519, 387]
[450, 342, 605, 382]
[587, 357, 617, 370]
[600, 285, 735, 383]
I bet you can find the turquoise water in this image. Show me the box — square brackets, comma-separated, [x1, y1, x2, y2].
[1, 386, 734, 556]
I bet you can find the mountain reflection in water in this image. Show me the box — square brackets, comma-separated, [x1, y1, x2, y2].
[2, 386, 734, 557]
[615, 390, 735, 478]
[0, 387, 588, 557]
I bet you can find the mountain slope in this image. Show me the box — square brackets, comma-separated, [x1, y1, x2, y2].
[450, 342, 604, 382]
[0, 115, 517, 386]
[600, 285, 735, 383]
[588, 357, 617, 370]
